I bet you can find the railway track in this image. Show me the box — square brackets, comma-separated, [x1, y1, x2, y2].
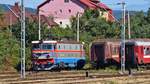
[0, 70, 150, 84]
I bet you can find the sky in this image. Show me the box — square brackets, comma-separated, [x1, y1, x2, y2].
[0, 0, 150, 11]
[101, 0, 150, 11]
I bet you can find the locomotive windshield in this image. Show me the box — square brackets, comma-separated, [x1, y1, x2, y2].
[32, 43, 53, 50]
[41, 44, 52, 50]
[32, 44, 40, 50]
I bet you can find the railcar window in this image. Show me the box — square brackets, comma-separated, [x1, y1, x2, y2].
[64, 45, 65, 50]
[57, 45, 61, 50]
[75, 45, 77, 50]
[144, 47, 146, 55]
[112, 47, 118, 55]
[54, 45, 56, 49]
[66, 44, 69, 50]
[144, 47, 150, 55]
[146, 48, 150, 55]
[76, 45, 80, 50]
[69, 45, 72, 50]
[32, 44, 40, 50]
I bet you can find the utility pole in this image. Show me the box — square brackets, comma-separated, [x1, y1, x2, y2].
[77, 12, 80, 42]
[120, 1, 126, 74]
[128, 11, 131, 39]
[9, 14, 12, 33]
[21, 0, 26, 78]
[38, 12, 41, 40]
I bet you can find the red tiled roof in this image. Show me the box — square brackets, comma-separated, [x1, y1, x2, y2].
[37, 0, 51, 10]
[97, 2, 111, 10]
[38, 0, 111, 11]
[2, 2, 57, 27]
[79, 0, 97, 9]
[79, 0, 111, 10]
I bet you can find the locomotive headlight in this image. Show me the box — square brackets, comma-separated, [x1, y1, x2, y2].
[47, 54, 50, 58]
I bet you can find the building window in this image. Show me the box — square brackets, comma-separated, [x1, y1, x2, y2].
[64, 0, 69, 3]
[55, 11, 57, 14]
[60, 9, 62, 13]
[60, 21, 62, 24]
[68, 9, 71, 13]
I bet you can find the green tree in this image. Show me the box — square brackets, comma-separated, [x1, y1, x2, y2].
[0, 29, 20, 71]
[147, 8, 150, 22]
[71, 9, 120, 43]
[11, 18, 40, 47]
[46, 26, 74, 40]
[0, 7, 4, 19]
[130, 11, 150, 38]
[0, 7, 4, 28]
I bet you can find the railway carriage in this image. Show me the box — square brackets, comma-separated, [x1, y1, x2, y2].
[31, 40, 85, 70]
[90, 39, 150, 69]
[90, 41, 120, 68]
[125, 41, 150, 67]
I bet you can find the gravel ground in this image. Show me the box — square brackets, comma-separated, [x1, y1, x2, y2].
[0, 70, 150, 84]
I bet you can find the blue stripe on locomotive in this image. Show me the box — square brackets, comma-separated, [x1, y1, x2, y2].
[54, 57, 85, 67]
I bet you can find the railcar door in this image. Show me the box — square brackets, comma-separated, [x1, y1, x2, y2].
[125, 44, 135, 66]
[94, 44, 105, 67]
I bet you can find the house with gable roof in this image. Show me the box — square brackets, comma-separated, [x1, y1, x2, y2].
[0, 3, 57, 28]
[38, 0, 114, 28]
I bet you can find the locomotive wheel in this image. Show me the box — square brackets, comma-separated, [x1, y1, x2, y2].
[77, 60, 85, 69]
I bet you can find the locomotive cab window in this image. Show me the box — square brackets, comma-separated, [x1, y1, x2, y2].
[32, 44, 40, 50]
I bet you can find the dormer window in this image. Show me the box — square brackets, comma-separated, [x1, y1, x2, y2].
[64, 0, 69, 3]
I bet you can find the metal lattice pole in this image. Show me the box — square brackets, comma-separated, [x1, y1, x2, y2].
[38, 12, 41, 40]
[77, 12, 80, 42]
[21, 0, 26, 78]
[128, 11, 131, 39]
[121, 1, 126, 74]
